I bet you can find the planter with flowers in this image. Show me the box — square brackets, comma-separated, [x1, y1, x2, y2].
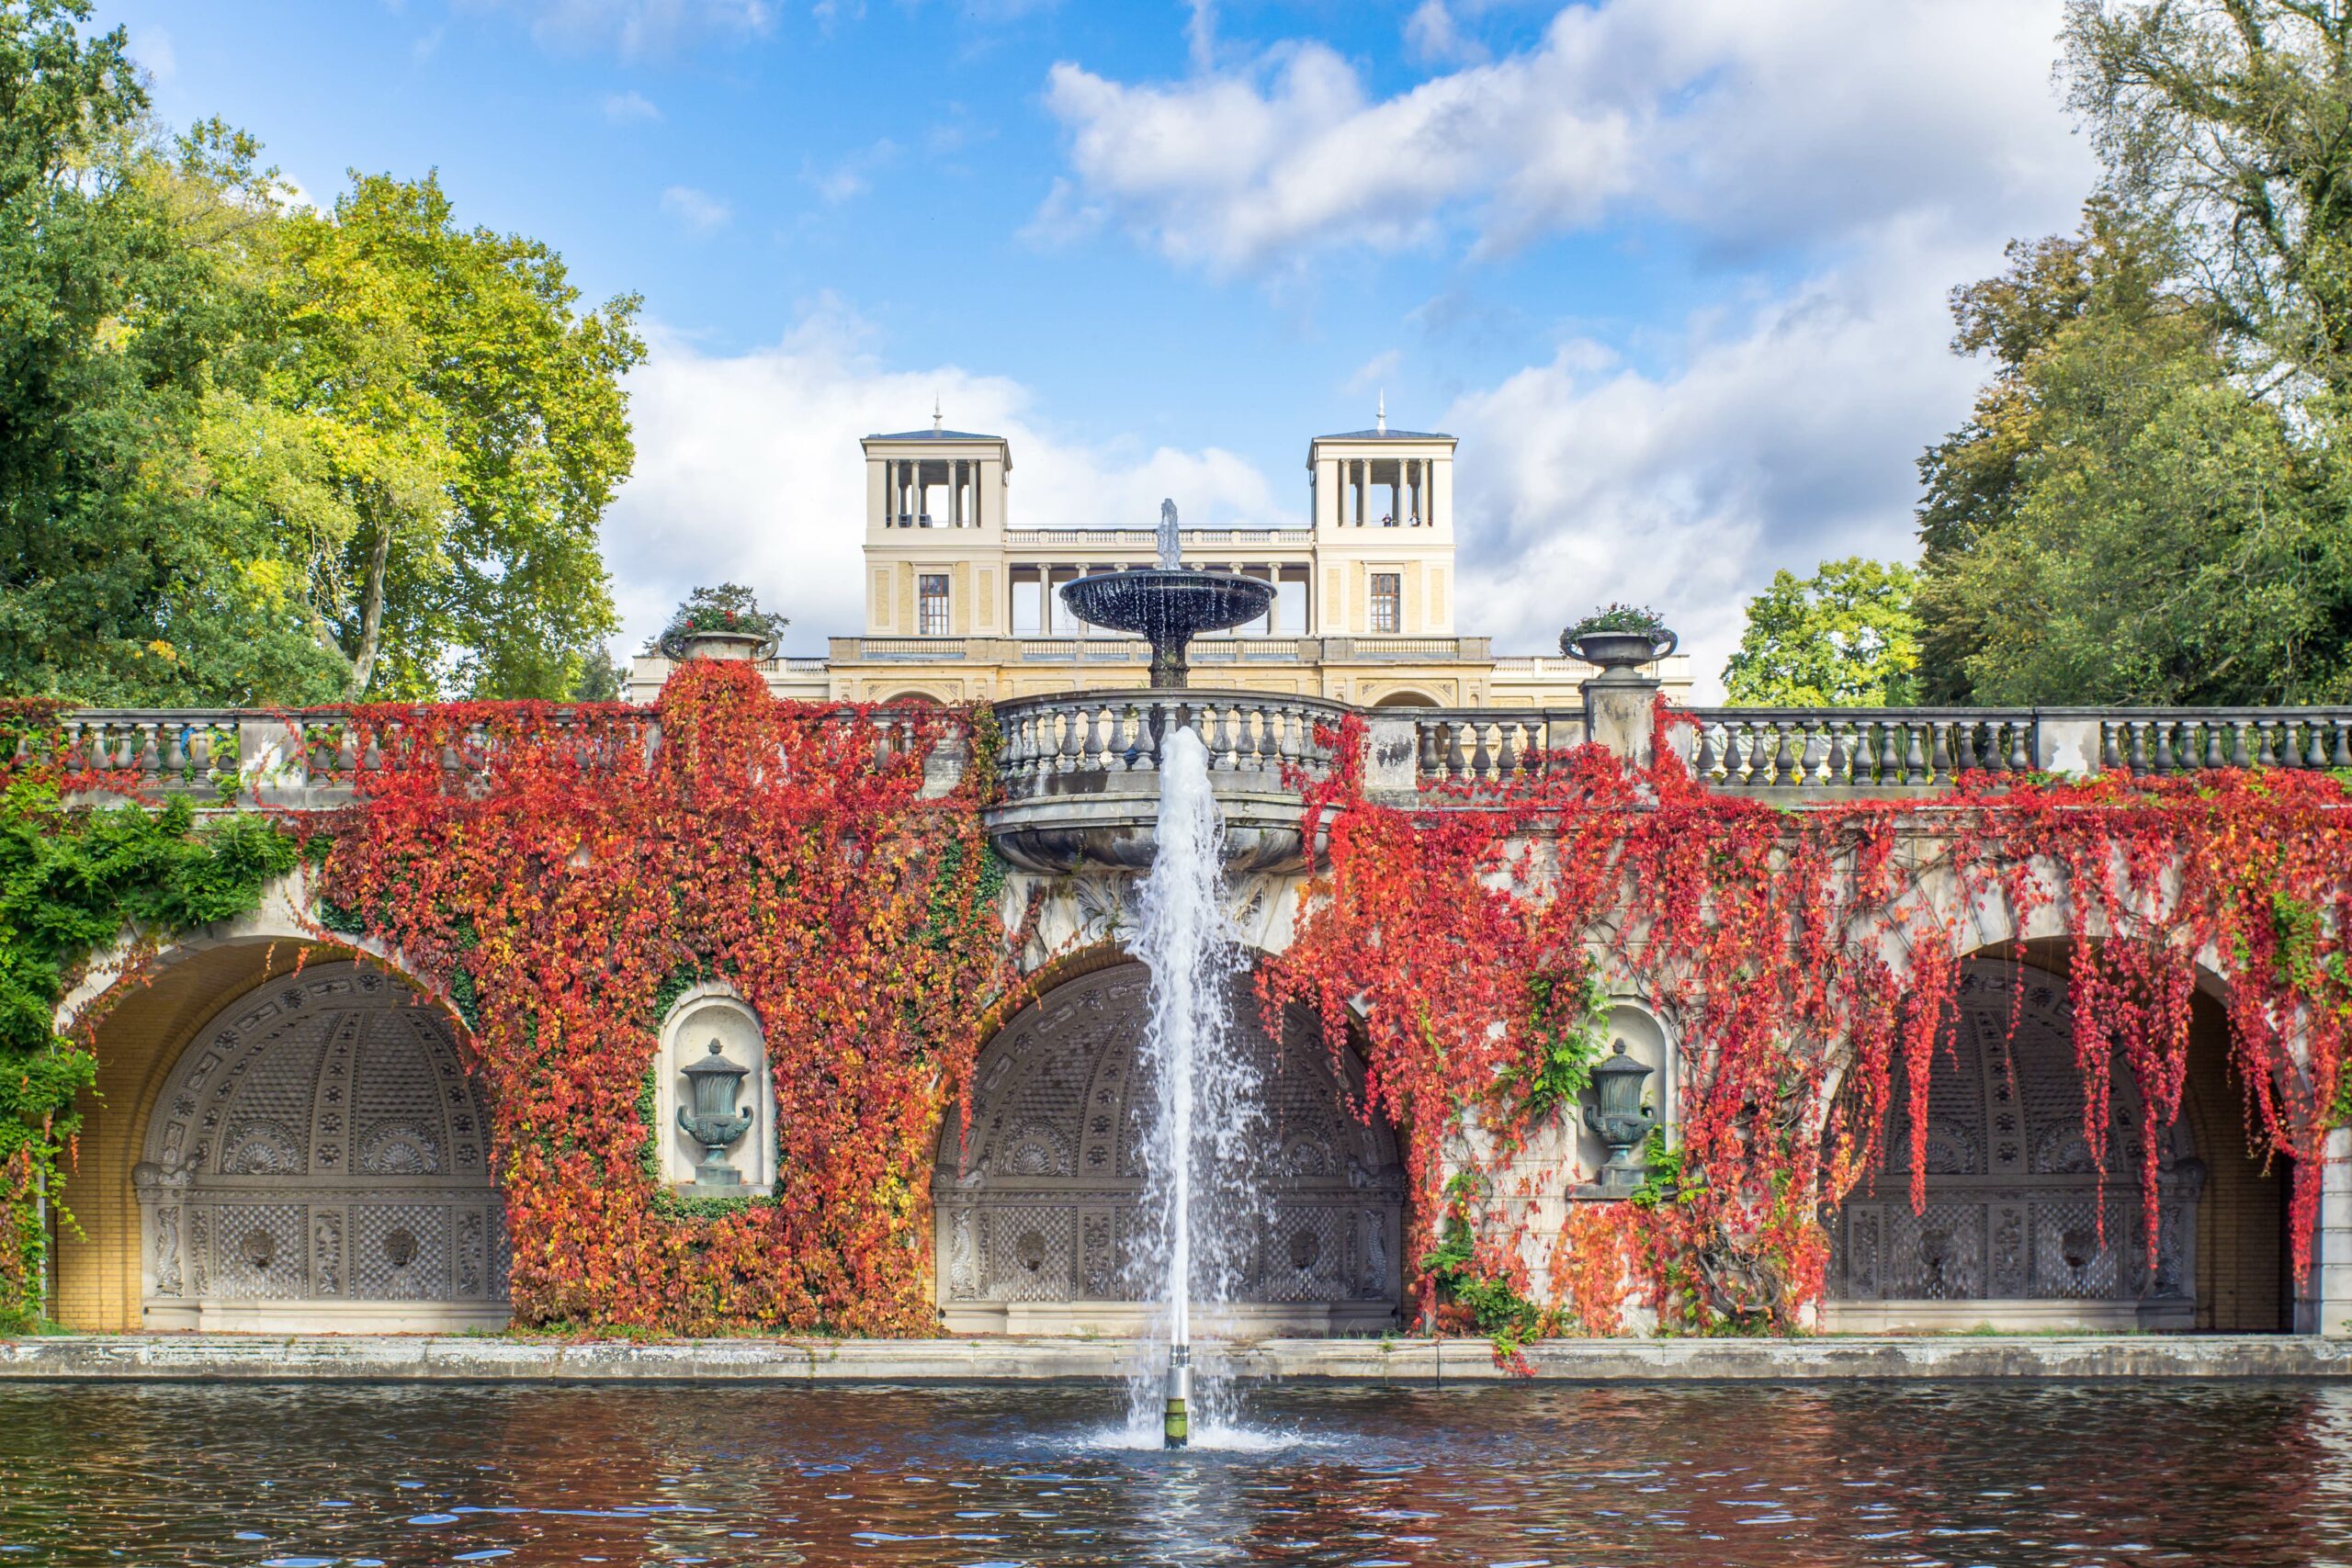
[659, 583, 788, 663]
[1562, 603, 1677, 675]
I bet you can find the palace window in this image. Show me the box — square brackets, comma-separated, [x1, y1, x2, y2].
[919, 573, 951, 636]
[1370, 572, 1401, 634]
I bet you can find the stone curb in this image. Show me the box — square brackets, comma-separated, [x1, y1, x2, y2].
[3, 1334, 2349, 1382]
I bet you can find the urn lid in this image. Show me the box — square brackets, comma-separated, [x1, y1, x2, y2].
[681, 1039, 749, 1083]
[1589, 1038, 1653, 1085]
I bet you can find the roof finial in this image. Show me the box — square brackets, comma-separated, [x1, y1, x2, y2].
[933, 396, 943, 434]
[1376, 390, 1386, 435]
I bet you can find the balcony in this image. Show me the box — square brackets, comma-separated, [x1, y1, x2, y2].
[988, 690, 1351, 873]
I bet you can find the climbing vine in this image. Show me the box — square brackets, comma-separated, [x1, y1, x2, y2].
[1263, 705, 2352, 1335]
[0, 703, 301, 1328]
[316, 660, 1018, 1334]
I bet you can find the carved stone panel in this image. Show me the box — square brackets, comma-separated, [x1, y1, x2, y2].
[934, 962, 1405, 1318]
[1828, 960, 2199, 1310]
[138, 961, 507, 1325]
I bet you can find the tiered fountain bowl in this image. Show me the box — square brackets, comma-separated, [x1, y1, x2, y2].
[1058, 509, 1274, 689]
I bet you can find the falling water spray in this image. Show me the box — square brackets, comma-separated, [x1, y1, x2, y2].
[1128, 721, 1259, 1449]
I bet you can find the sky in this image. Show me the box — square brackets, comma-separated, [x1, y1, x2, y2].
[105, 0, 2099, 696]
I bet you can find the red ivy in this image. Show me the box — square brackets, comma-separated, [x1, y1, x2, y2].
[1263, 705, 2352, 1330]
[317, 661, 1014, 1334]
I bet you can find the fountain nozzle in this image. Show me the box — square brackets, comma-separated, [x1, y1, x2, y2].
[1162, 1342, 1192, 1450]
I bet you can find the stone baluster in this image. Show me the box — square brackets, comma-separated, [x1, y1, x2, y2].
[1818, 720, 1849, 785]
[1692, 722, 1721, 783]
[1443, 722, 1467, 778]
[2334, 718, 2352, 769]
[2152, 723, 2176, 774]
[1496, 721, 1520, 777]
[2125, 721, 2149, 776]
[1469, 722, 1494, 780]
[1847, 720, 1877, 784]
[1718, 723, 1747, 785]
[2311, 721, 2332, 770]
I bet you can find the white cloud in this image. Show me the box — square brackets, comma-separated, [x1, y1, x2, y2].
[1343, 350, 1399, 396]
[1039, 0, 2086, 275]
[660, 184, 732, 231]
[1026, 0, 2098, 696]
[604, 308, 1301, 657]
[602, 89, 663, 123]
[1446, 220, 2022, 698]
[470, 0, 774, 56]
[804, 139, 898, 205]
[130, 25, 175, 83]
[1404, 1, 1487, 66]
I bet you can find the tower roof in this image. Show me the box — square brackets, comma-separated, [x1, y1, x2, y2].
[865, 428, 1004, 442]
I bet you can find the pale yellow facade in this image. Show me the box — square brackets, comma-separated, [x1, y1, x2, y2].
[630, 416, 1690, 708]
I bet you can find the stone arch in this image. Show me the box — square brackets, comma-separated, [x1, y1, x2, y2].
[933, 959, 1405, 1335]
[1823, 953, 2287, 1331]
[1371, 690, 1440, 709]
[877, 689, 949, 706]
[131, 957, 506, 1331]
[47, 885, 506, 1331]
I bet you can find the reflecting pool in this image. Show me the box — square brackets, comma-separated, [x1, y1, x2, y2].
[5, 1379, 2351, 1565]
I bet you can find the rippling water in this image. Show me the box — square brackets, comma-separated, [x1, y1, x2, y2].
[3, 1379, 2349, 1565]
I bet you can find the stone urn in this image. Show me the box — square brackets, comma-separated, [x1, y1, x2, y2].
[1563, 626, 1677, 674]
[661, 626, 775, 662]
[1579, 1039, 1657, 1194]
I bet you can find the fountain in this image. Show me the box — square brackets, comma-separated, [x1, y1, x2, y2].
[1058, 500, 1276, 688]
[1059, 500, 1272, 1449]
[1125, 722, 1259, 1450]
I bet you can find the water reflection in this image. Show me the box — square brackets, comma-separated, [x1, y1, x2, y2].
[1, 1380, 2348, 1564]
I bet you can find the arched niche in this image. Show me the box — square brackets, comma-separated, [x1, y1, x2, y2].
[651, 985, 777, 1195]
[1824, 956, 2205, 1330]
[1573, 1002, 1676, 1182]
[135, 959, 507, 1331]
[933, 961, 1405, 1335]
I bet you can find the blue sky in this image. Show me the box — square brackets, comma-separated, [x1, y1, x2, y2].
[107, 1, 2097, 693]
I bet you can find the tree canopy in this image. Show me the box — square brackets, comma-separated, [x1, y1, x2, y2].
[1908, 2, 2352, 705]
[0, 1, 641, 705]
[1722, 558, 1923, 707]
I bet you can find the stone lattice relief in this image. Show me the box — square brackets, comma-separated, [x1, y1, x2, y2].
[135, 961, 507, 1321]
[934, 962, 1406, 1314]
[1827, 960, 2204, 1311]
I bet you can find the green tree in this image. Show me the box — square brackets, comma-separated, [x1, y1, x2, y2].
[0, 5, 336, 705]
[1722, 558, 1923, 706]
[267, 174, 644, 698]
[0, 4, 643, 705]
[2065, 0, 2352, 395]
[1913, 211, 2345, 704]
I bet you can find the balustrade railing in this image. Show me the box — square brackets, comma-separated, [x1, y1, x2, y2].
[2088, 709, 2352, 775]
[992, 691, 1348, 803]
[1409, 710, 1579, 785]
[1686, 709, 2041, 789]
[48, 697, 2352, 817]
[33, 706, 946, 804]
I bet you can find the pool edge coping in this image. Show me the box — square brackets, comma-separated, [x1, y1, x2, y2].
[4, 1334, 2350, 1382]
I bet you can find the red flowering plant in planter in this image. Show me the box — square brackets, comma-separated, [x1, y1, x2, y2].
[657, 582, 789, 661]
[313, 660, 1019, 1333]
[1263, 702, 2352, 1337]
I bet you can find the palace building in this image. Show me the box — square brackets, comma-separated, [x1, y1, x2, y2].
[628, 411, 1691, 708]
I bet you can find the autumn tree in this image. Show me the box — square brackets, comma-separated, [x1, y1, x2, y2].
[0, 3, 642, 705]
